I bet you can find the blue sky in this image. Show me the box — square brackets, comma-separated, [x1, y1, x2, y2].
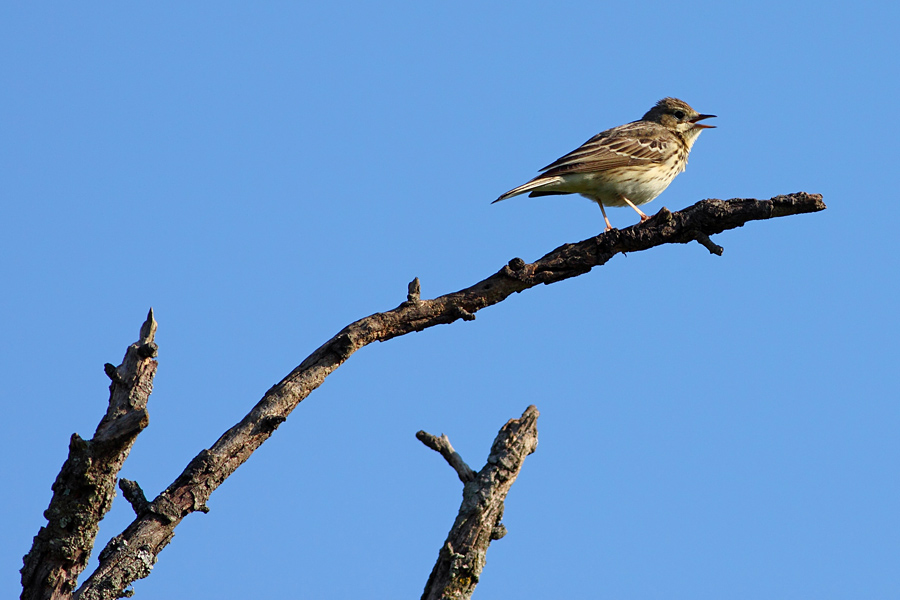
[2, 2, 898, 598]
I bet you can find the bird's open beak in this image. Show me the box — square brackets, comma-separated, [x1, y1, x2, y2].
[691, 114, 717, 129]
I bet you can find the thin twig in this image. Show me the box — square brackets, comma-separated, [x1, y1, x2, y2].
[416, 431, 477, 483]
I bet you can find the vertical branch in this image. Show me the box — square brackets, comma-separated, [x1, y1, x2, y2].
[420, 406, 539, 600]
[21, 310, 158, 600]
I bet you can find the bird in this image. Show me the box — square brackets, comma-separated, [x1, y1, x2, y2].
[493, 97, 715, 231]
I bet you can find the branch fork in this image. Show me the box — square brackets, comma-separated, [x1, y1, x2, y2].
[419, 406, 539, 600]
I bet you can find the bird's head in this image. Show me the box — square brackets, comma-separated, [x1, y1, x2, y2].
[643, 97, 716, 146]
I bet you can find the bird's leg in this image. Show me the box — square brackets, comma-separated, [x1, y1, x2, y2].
[597, 201, 614, 231]
[621, 196, 650, 222]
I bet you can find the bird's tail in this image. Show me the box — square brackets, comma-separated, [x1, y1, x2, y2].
[492, 176, 561, 204]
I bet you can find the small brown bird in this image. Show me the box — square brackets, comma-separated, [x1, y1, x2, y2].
[494, 97, 715, 231]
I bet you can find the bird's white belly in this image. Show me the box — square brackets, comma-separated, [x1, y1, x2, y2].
[549, 156, 685, 207]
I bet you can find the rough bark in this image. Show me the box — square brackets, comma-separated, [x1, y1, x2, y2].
[419, 406, 539, 600]
[23, 193, 823, 599]
[21, 310, 158, 600]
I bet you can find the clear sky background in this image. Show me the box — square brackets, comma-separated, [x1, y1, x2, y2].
[2, 2, 898, 599]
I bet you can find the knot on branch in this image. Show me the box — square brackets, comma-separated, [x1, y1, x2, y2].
[136, 342, 158, 359]
[650, 206, 674, 225]
[501, 257, 531, 282]
[104, 363, 124, 385]
[333, 332, 355, 360]
[256, 415, 287, 435]
[453, 307, 476, 322]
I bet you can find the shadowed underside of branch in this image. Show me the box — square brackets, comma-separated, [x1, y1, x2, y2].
[21, 193, 823, 600]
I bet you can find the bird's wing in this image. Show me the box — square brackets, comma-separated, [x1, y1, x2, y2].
[539, 123, 675, 176]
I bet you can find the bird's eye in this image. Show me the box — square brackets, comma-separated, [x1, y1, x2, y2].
[673, 110, 686, 119]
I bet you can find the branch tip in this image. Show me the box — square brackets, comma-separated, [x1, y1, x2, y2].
[407, 277, 421, 303]
[693, 231, 724, 255]
[139, 308, 157, 344]
[119, 479, 149, 515]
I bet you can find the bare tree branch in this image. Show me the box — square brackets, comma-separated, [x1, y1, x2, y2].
[32, 193, 820, 600]
[21, 310, 158, 600]
[420, 406, 539, 600]
[416, 431, 477, 483]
